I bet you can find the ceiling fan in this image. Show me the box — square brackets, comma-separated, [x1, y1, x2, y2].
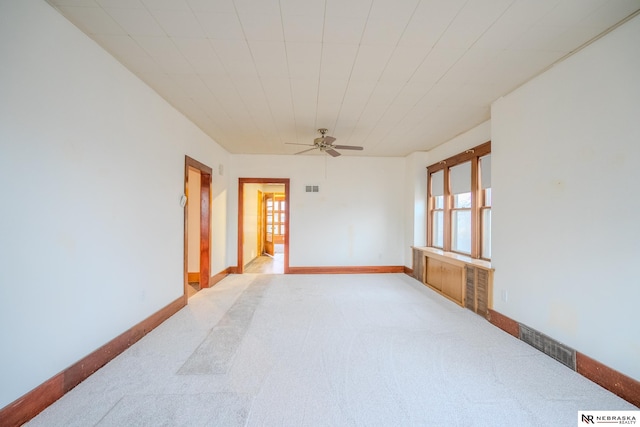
[286, 129, 364, 157]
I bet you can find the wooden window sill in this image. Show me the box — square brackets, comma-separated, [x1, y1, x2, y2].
[412, 246, 492, 270]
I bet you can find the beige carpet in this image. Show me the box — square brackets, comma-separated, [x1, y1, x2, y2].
[26, 273, 636, 426]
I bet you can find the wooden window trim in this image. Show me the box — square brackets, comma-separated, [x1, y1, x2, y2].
[427, 141, 491, 260]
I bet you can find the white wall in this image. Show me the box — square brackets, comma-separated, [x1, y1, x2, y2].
[0, 0, 230, 408]
[231, 155, 406, 267]
[403, 151, 429, 265]
[492, 15, 640, 380]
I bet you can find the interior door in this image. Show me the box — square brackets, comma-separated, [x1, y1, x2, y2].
[264, 193, 274, 256]
[257, 190, 264, 257]
[272, 194, 285, 245]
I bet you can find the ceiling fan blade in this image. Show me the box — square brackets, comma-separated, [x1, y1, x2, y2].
[333, 145, 363, 150]
[294, 147, 318, 155]
[324, 136, 336, 145]
[325, 148, 341, 157]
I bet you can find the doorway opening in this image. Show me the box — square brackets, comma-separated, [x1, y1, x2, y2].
[184, 156, 212, 300]
[238, 178, 290, 274]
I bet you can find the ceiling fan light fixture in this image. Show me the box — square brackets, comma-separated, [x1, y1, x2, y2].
[288, 128, 364, 156]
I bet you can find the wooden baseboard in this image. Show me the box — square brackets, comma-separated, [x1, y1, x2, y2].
[187, 272, 199, 283]
[487, 308, 520, 338]
[487, 309, 640, 407]
[0, 297, 185, 427]
[576, 352, 640, 408]
[288, 265, 404, 274]
[403, 266, 413, 276]
[209, 267, 235, 287]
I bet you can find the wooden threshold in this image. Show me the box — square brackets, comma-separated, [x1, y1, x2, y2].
[0, 297, 185, 427]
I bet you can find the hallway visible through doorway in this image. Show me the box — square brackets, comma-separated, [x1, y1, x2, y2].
[238, 178, 290, 274]
[244, 244, 284, 273]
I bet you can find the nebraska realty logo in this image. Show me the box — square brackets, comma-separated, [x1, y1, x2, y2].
[579, 411, 639, 425]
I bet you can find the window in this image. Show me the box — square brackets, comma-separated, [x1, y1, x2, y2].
[479, 155, 491, 259]
[450, 162, 472, 255]
[430, 170, 444, 248]
[427, 142, 491, 260]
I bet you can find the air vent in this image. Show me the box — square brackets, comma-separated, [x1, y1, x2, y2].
[305, 185, 319, 193]
[463, 266, 490, 317]
[476, 268, 489, 317]
[520, 324, 576, 370]
[465, 266, 476, 311]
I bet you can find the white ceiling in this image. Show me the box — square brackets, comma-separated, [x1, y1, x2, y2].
[46, 0, 640, 157]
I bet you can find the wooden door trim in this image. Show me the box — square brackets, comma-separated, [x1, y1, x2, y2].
[184, 156, 212, 300]
[257, 190, 264, 257]
[238, 178, 290, 274]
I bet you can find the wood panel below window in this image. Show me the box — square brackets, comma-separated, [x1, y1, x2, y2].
[412, 246, 493, 316]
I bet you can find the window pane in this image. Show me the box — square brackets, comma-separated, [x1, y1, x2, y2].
[454, 192, 471, 208]
[452, 210, 471, 254]
[434, 195, 444, 209]
[431, 170, 444, 196]
[433, 211, 444, 248]
[450, 162, 471, 194]
[482, 209, 491, 259]
[480, 154, 491, 189]
[483, 188, 492, 207]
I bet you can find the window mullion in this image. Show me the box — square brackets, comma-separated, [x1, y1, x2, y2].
[427, 173, 434, 246]
[443, 166, 451, 252]
[471, 157, 480, 258]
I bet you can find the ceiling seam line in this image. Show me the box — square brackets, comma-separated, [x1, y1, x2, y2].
[366, 0, 518, 153]
[338, 0, 378, 144]
[356, 0, 427, 152]
[228, 0, 271, 147]
[312, 0, 330, 133]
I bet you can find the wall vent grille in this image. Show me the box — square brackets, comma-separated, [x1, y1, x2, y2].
[476, 268, 489, 317]
[305, 185, 319, 193]
[520, 324, 576, 370]
[464, 266, 476, 311]
[413, 250, 424, 281]
[464, 266, 490, 318]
